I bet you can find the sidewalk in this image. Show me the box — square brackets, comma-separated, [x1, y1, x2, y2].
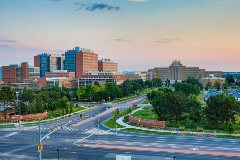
[116, 110, 240, 137]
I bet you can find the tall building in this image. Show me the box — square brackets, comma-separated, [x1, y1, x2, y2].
[64, 47, 98, 79]
[2, 65, 18, 83]
[64, 47, 78, 74]
[0, 67, 2, 81]
[50, 54, 65, 71]
[98, 58, 118, 72]
[35, 53, 50, 77]
[2, 62, 30, 83]
[148, 60, 223, 84]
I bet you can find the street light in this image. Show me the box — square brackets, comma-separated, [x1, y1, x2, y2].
[38, 118, 42, 160]
[16, 92, 20, 129]
[109, 96, 110, 102]
[57, 149, 59, 160]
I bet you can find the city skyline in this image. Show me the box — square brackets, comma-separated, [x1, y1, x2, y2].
[0, 0, 240, 71]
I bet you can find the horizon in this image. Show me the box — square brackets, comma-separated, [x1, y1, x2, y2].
[0, 0, 240, 72]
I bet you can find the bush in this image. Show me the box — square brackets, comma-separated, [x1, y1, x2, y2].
[179, 126, 185, 131]
[197, 127, 204, 132]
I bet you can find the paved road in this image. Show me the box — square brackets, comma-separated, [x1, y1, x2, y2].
[1, 95, 240, 160]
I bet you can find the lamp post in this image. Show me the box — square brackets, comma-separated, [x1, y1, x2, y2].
[16, 92, 20, 129]
[98, 97, 100, 130]
[109, 96, 110, 102]
[38, 118, 42, 160]
[57, 149, 59, 160]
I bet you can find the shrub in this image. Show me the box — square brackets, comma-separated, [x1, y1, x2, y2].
[197, 127, 204, 132]
[179, 126, 185, 131]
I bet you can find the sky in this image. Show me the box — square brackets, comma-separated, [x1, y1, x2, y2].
[0, 0, 240, 72]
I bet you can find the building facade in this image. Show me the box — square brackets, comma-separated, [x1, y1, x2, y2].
[148, 60, 223, 83]
[98, 58, 118, 72]
[35, 53, 51, 77]
[64, 47, 99, 79]
[50, 54, 65, 71]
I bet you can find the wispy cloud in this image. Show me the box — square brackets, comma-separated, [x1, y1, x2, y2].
[75, 3, 120, 11]
[154, 39, 180, 44]
[115, 38, 131, 42]
[128, 0, 148, 2]
[0, 45, 11, 48]
[0, 39, 18, 43]
[206, 0, 240, 3]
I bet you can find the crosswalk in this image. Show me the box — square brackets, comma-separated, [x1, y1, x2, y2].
[1, 131, 19, 138]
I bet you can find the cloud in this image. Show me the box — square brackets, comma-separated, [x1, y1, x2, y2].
[115, 38, 131, 42]
[0, 45, 10, 48]
[154, 39, 180, 44]
[0, 39, 18, 43]
[128, 0, 148, 2]
[75, 3, 120, 11]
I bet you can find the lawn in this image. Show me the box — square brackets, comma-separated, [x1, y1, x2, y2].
[141, 99, 149, 104]
[48, 106, 85, 118]
[132, 107, 158, 121]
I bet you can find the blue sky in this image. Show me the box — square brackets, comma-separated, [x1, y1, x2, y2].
[0, 0, 240, 71]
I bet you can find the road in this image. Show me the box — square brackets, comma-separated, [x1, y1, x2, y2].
[1, 95, 240, 160]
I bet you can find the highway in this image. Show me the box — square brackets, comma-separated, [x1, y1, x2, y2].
[1, 95, 240, 160]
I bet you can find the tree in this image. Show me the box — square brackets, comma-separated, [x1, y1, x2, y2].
[69, 102, 74, 113]
[184, 76, 203, 90]
[186, 95, 202, 127]
[226, 74, 235, 85]
[152, 78, 162, 88]
[121, 80, 131, 96]
[204, 93, 240, 128]
[174, 82, 200, 96]
[26, 103, 37, 114]
[47, 98, 57, 113]
[226, 121, 235, 135]
[0, 87, 15, 119]
[151, 91, 187, 122]
[205, 82, 212, 90]
[214, 82, 221, 91]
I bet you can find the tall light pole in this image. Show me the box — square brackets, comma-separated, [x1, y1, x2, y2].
[16, 92, 20, 129]
[109, 96, 110, 102]
[98, 97, 100, 130]
[57, 149, 59, 160]
[38, 118, 42, 160]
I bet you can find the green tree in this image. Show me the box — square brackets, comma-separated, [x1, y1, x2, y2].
[214, 82, 221, 91]
[26, 103, 37, 114]
[174, 82, 200, 96]
[186, 95, 202, 127]
[152, 78, 162, 88]
[204, 93, 240, 128]
[0, 87, 15, 119]
[121, 80, 131, 96]
[69, 102, 74, 113]
[225, 74, 235, 85]
[226, 121, 235, 135]
[152, 91, 187, 122]
[205, 82, 212, 90]
[184, 76, 203, 90]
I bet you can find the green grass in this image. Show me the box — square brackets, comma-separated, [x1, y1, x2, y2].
[132, 107, 158, 121]
[0, 124, 14, 128]
[104, 116, 124, 128]
[48, 106, 85, 118]
[141, 99, 149, 104]
[122, 128, 171, 135]
[216, 135, 240, 139]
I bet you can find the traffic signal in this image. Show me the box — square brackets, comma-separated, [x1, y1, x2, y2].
[80, 114, 82, 118]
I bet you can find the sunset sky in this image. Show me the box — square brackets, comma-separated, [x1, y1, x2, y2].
[0, 0, 240, 71]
